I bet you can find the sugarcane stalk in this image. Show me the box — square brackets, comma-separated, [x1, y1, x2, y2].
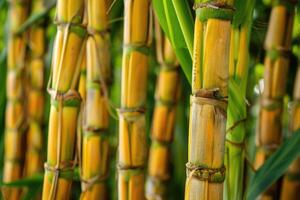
[80, 0, 112, 199]
[185, 1, 236, 199]
[2, 0, 30, 199]
[41, 0, 86, 199]
[118, 0, 151, 199]
[145, 20, 180, 200]
[255, 0, 296, 198]
[281, 61, 300, 199]
[224, 1, 255, 199]
[24, 0, 46, 178]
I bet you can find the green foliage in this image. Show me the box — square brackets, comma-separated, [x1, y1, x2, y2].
[153, 0, 193, 84]
[247, 129, 300, 200]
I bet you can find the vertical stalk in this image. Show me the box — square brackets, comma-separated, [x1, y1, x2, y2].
[146, 21, 180, 199]
[118, 0, 151, 199]
[42, 0, 86, 199]
[24, 0, 46, 178]
[224, 1, 255, 198]
[225, 22, 252, 200]
[255, 1, 296, 198]
[2, 0, 30, 199]
[281, 62, 300, 199]
[80, 0, 112, 199]
[185, 0, 234, 199]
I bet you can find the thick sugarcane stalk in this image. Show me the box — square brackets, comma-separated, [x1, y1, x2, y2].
[255, 1, 296, 198]
[41, 0, 86, 199]
[2, 0, 30, 199]
[24, 0, 46, 178]
[146, 22, 180, 200]
[80, 0, 111, 199]
[185, 1, 235, 199]
[224, 2, 254, 199]
[118, 0, 151, 199]
[281, 63, 300, 199]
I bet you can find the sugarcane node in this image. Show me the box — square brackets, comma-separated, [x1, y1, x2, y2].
[123, 43, 150, 55]
[54, 19, 87, 38]
[83, 125, 107, 134]
[193, 1, 235, 21]
[4, 158, 24, 164]
[193, 2, 235, 11]
[44, 161, 75, 181]
[226, 139, 245, 149]
[226, 118, 247, 133]
[261, 97, 282, 110]
[47, 88, 82, 103]
[160, 63, 179, 72]
[155, 97, 176, 108]
[191, 88, 228, 114]
[118, 106, 146, 121]
[29, 54, 45, 61]
[81, 173, 109, 192]
[117, 164, 145, 178]
[257, 143, 279, 155]
[146, 176, 168, 198]
[271, 0, 297, 11]
[6, 113, 28, 133]
[186, 162, 226, 183]
[80, 69, 87, 75]
[266, 46, 291, 61]
[87, 26, 110, 38]
[285, 171, 300, 181]
[151, 138, 172, 148]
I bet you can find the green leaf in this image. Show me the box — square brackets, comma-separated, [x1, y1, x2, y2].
[246, 129, 300, 200]
[0, 173, 43, 187]
[22, 185, 42, 200]
[153, 0, 193, 84]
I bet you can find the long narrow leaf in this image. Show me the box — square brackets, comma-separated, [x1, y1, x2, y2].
[247, 129, 300, 200]
[153, 0, 193, 84]
[172, 0, 193, 56]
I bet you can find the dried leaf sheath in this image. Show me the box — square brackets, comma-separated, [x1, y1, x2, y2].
[118, 0, 151, 199]
[255, 1, 295, 198]
[80, 0, 112, 199]
[42, 0, 86, 199]
[3, 0, 30, 199]
[24, 0, 46, 178]
[281, 63, 300, 199]
[185, 1, 234, 199]
[146, 23, 180, 199]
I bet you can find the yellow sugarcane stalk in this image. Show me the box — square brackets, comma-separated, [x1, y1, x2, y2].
[24, 0, 46, 178]
[42, 0, 86, 199]
[80, 0, 112, 199]
[2, 0, 30, 199]
[185, 1, 234, 199]
[255, 1, 296, 198]
[146, 20, 180, 200]
[118, 0, 151, 199]
[281, 62, 300, 199]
